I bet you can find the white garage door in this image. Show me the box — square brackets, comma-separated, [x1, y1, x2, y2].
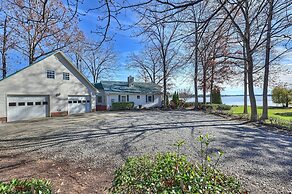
[68, 96, 91, 114]
[7, 96, 49, 122]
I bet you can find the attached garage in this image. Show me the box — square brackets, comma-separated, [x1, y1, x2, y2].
[7, 95, 49, 122]
[0, 51, 98, 123]
[68, 96, 91, 114]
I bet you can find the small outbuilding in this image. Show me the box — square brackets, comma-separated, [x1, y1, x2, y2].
[0, 51, 97, 122]
[95, 76, 162, 110]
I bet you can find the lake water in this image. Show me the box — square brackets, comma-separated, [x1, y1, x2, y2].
[186, 95, 279, 106]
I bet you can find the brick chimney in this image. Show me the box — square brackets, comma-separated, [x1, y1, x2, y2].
[128, 76, 134, 87]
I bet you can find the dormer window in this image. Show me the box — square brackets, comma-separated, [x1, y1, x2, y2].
[47, 70, 55, 79]
[63, 72, 70, 80]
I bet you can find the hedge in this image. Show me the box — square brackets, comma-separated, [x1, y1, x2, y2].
[112, 102, 134, 110]
[0, 179, 52, 194]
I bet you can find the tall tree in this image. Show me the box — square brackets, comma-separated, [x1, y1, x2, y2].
[9, 0, 83, 64]
[261, 0, 291, 120]
[80, 43, 116, 83]
[129, 46, 163, 84]
[138, 11, 185, 107]
[0, 15, 14, 79]
[219, 0, 270, 121]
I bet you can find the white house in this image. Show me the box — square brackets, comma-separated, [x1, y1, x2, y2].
[95, 76, 162, 110]
[0, 51, 97, 123]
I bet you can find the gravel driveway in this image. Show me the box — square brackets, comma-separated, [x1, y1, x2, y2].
[0, 110, 291, 193]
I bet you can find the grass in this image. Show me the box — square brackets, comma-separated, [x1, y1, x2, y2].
[230, 106, 292, 122]
[229, 106, 292, 129]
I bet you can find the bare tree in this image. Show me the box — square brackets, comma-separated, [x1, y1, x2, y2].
[129, 46, 163, 84]
[67, 35, 86, 73]
[0, 14, 15, 79]
[80, 43, 116, 83]
[219, 0, 271, 121]
[137, 10, 187, 107]
[261, 0, 291, 120]
[8, 0, 83, 64]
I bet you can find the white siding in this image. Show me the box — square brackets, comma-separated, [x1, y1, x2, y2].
[104, 94, 162, 109]
[0, 52, 97, 119]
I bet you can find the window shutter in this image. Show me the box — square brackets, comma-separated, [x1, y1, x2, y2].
[146, 95, 148, 102]
[118, 95, 121, 102]
[127, 95, 129, 102]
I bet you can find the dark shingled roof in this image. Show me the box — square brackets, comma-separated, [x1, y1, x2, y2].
[94, 81, 162, 94]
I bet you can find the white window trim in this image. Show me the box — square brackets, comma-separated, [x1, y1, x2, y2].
[47, 70, 55, 79]
[121, 95, 127, 102]
[63, 72, 70, 80]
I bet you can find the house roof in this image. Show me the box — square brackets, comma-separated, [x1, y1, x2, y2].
[95, 81, 162, 94]
[0, 51, 97, 92]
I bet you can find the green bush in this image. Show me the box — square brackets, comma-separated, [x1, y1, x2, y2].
[218, 104, 232, 111]
[183, 102, 196, 108]
[211, 86, 222, 104]
[202, 104, 219, 111]
[272, 86, 292, 107]
[112, 102, 134, 110]
[0, 179, 52, 194]
[172, 91, 180, 107]
[110, 134, 241, 193]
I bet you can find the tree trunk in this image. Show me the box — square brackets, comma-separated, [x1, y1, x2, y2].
[243, 46, 248, 114]
[244, 2, 257, 122]
[246, 46, 258, 121]
[210, 64, 215, 104]
[261, 0, 274, 120]
[194, 20, 199, 109]
[202, 63, 207, 104]
[1, 16, 8, 79]
[163, 61, 167, 107]
[29, 47, 35, 65]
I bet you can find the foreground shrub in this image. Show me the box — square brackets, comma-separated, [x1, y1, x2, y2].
[183, 102, 196, 108]
[110, 134, 241, 193]
[217, 104, 232, 111]
[0, 179, 52, 194]
[112, 102, 134, 110]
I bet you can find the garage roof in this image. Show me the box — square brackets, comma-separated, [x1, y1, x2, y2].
[0, 51, 97, 92]
[95, 81, 162, 94]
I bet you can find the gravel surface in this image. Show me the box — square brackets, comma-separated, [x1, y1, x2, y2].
[0, 110, 291, 193]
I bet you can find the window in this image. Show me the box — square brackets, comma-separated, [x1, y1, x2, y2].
[47, 70, 55, 79]
[43, 101, 48, 105]
[9, 102, 16, 107]
[121, 96, 126, 102]
[137, 95, 140, 99]
[82, 100, 86, 104]
[148, 95, 152, 102]
[27, 102, 34, 106]
[97, 96, 102, 103]
[78, 100, 81, 103]
[73, 101, 77, 103]
[68, 101, 73, 104]
[35, 102, 41, 105]
[18, 102, 25, 106]
[63, 72, 70, 80]
[86, 100, 90, 103]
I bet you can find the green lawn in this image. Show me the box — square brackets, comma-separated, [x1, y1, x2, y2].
[230, 106, 292, 122]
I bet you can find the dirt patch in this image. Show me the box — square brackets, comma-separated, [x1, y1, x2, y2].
[0, 154, 113, 194]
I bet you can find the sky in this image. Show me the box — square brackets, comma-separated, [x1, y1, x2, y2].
[75, 1, 292, 95]
[4, 0, 292, 95]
